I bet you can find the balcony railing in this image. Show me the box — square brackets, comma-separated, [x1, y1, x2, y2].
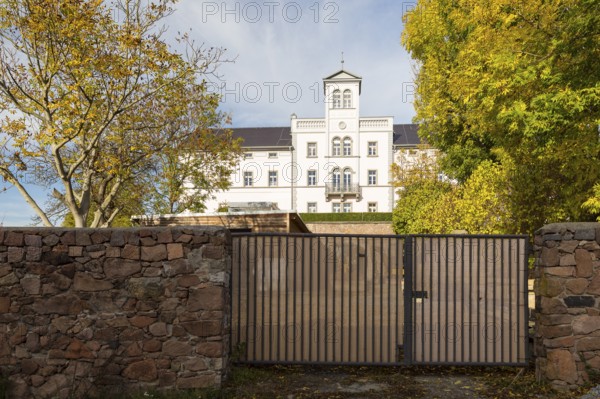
[325, 183, 361, 196]
[296, 119, 326, 129]
[359, 118, 389, 128]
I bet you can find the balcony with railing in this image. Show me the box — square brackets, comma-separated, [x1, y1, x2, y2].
[325, 183, 361, 199]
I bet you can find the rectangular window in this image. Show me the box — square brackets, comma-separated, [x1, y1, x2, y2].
[269, 171, 278, 187]
[368, 170, 377, 186]
[244, 153, 253, 159]
[307, 142, 317, 157]
[368, 202, 378, 213]
[332, 203, 341, 213]
[368, 141, 378, 156]
[343, 203, 352, 213]
[307, 202, 317, 213]
[307, 170, 317, 186]
[244, 171, 254, 187]
[268, 152, 278, 159]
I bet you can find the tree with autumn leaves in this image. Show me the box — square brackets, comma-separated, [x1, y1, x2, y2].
[397, 0, 600, 235]
[0, 0, 241, 227]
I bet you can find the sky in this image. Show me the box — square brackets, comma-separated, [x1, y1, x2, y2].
[0, 0, 417, 226]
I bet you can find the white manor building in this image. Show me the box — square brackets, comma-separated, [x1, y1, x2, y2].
[204, 68, 433, 214]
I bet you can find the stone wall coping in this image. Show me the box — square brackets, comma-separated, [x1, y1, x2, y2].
[0, 225, 229, 234]
[535, 222, 600, 236]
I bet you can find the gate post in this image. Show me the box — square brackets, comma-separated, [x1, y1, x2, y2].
[403, 236, 414, 365]
[534, 223, 600, 390]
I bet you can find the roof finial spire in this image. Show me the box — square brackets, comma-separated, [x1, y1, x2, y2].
[341, 51, 344, 70]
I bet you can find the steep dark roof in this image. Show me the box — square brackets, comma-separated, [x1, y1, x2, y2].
[232, 124, 421, 148]
[232, 127, 292, 148]
[393, 124, 422, 146]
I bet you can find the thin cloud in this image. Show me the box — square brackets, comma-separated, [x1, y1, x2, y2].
[169, 0, 416, 127]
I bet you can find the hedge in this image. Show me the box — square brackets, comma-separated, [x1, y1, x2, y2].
[299, 212, 393, 222]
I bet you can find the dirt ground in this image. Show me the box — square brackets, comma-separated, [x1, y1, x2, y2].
[219, 364, 596, 399]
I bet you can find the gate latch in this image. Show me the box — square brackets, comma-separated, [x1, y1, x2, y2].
[412, 290, 428, 299]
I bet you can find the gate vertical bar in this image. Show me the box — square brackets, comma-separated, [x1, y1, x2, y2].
[269, 235, 273, 361]
[379, 236, 384, 362]
[309, 236, 313, 362]
[357, 237, 361, 362]
[236, 237, 242, 359]
[317, 236, 321, 362]
[333, 236, 337, 362]
[387, 237, 391, 363]
[341, 236, 345, 362]
[245, 235, 251, 361]
[277, 235, 281, 362]
[403, 236, 414, 365]
[524, 239, 531, 363]
[371, 236, 375, 362]
[301, 236, 305, 362]
[261, 235, 265, 361]
[325, 236, 329, 362]
[293, 236, 297, 362]
[363, 238, 368, 362]
[509, 238, 513, 362]
[516, 238, 521, 363]
[253, 236, 258, 361]
[348, 238, 358, 361]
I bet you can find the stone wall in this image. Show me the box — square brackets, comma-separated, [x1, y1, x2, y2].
[0, 226, 231, 398]
[534, 222, 600, 390]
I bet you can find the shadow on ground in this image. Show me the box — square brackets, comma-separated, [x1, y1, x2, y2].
[220, 365, 591, 399]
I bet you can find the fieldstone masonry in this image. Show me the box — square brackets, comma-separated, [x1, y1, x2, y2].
[0, 226, 231, 398]
[534, 222, 600, 390]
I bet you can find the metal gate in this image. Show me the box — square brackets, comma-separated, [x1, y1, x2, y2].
[404, 235, 530, 365]
[231, 233, 529, 366]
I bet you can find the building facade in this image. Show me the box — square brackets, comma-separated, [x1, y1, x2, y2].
[204, 68, 429, 213]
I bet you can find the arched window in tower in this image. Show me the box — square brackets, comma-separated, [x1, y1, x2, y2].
[332, 90, 341, 109]
[343, 137, 352, 156]
[343, 168, 352, 189]
[343, 89, 352, 108]
[332, 137, 341, 156]
[332, 168, 341, 189]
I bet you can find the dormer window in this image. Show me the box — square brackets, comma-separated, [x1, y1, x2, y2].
[332, 90, 341, 109]
[343, 89, 352, 108]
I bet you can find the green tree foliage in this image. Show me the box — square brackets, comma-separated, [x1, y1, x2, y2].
[392, 147, 454, 234]
[582, 183, 600, 221]
[453, 160, 512, 234]
[0, 0, 238, 227]
[392, 178, 454, 234]
[392, 150, 512, 234]
[402, 0, 600, 234]
[146, 127, 242, 215]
